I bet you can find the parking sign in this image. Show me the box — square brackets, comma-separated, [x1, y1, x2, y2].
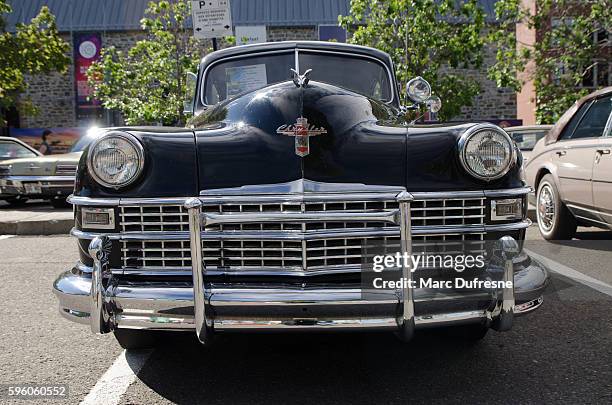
[191, 0, 232, 39]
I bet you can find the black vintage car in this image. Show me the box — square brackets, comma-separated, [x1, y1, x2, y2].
[54, 41, 548, 349]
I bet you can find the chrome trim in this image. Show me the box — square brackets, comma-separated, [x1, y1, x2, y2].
[69, 220, 532, 241]
[491, 236, 519, 331]
[491, 198, 523, 221]
[514, 296, 543, 315]
[202, 210, 401, 226]
[458, 124, 517, 181]
[88, 236, 114, 334]
[1, 175, 75, 182]
[200, 178, 405, 196]
[81, 207, 116, 230]
[185, 198, 211, 344]
[199, 48, 396, 106]
[87, 131, 145, 189]
[214, 318, 398, 330]
[396, 190, 415, 341]
[68, 195, 120, 206]
[484, 187, 532, 197]
[66, 187, 532, 207]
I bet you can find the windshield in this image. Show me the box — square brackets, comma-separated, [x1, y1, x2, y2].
[203, 50, 392, 105]
[510, 130, 549, 151]
[0, 140, 38, 159]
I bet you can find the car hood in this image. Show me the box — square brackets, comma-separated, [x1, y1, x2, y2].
[2, 152, 82, 176]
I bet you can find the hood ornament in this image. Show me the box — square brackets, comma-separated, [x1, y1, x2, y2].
[276, 117, 327, 157]
[290, 68, 312, 88]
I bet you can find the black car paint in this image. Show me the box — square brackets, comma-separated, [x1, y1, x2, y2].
[75, 82, 521, 198]
[74, 42, 522, 198]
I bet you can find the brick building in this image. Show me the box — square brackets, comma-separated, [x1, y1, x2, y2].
[5, 0, 517, 131]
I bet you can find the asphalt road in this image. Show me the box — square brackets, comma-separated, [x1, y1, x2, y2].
[0, 227, 610, 405]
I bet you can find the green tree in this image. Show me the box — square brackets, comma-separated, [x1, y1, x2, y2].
[489, 0, 611, 123]
[88, 0, 202, 126]
[0, 0, 70, 125]
[339, 0, 487, 120]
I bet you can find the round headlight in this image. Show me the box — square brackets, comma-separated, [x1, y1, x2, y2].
[459, 125, 516, 181]
[87, 132, 144, 188]
[406, 76, 432, 103]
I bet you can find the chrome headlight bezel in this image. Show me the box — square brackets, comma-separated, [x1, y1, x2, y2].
[87, 131, 145, 189]
[458, 124, 516, 181]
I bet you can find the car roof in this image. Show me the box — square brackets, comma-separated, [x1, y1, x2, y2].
[0, 136, 41, 156]
[199, 41, 394, 72]
[546, 86, 612, 144]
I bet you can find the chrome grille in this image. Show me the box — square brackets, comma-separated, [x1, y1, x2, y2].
[119, 197, 486, 270]
[120, 205, 189, 232]
[55, 164, 77, 176]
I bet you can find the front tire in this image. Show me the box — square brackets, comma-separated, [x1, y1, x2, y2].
[536, 174, 576, 240]
[114, 329, 158, 350]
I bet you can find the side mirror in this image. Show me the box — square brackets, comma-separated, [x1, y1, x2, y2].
[183, 72, 197, 115]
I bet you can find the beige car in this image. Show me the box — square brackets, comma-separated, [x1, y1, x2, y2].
[525, 87, 612, 239]
[505, 125, 553, 163]
[0, 130, 101, 208]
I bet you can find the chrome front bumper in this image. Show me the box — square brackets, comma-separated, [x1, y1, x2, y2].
[53, 254, 547, 332]
[54, 188, 548, 342]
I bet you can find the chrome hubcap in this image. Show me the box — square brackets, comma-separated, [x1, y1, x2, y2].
[538, 184, 555, 231]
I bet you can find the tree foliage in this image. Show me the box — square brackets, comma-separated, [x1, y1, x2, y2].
[88, 0, 203, 126]
[0, 0, 70, 123]
[489, 0, 611, 123]
[339, 0, 488, 120]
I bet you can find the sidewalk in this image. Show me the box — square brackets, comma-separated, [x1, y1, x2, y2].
[0, 201, 73, 235]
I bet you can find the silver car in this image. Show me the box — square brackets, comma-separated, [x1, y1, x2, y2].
[525, 87, 612, 239]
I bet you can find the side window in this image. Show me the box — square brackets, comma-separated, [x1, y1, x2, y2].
[560, 101, 591, 140]
[566, 95, 612, 140]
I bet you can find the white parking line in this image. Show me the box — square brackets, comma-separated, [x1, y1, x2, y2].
[525, 248, 612, 297]
[0, 235, 14, 241]
[80, 349, 152, 405]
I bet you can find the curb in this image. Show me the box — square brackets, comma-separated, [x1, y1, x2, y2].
[0, 218, 73, 235]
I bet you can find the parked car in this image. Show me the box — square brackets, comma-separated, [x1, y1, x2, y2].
[525, 87, 612, 239]
[0, 136, 42, 207]
[505, 125, 553, 163]
[0, 129, 101, 208]
[54, 41, 548, 349]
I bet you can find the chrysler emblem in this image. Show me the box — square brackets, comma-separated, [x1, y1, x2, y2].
[276, 117, 327, 157]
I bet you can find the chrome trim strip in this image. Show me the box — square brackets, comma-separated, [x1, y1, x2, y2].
[200, 179, 405, 196]
[199, 48, 396, 106]
[2, 175, 75, 182]
[213, 318, 398, 330]
[66, 187, 532, 207]
[415, 310, 486, 327]
[68, 195, 120, 206]
[484, 187, 532, 197]
[70, 220, 531, 241]
[203, 210, 401, 226]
